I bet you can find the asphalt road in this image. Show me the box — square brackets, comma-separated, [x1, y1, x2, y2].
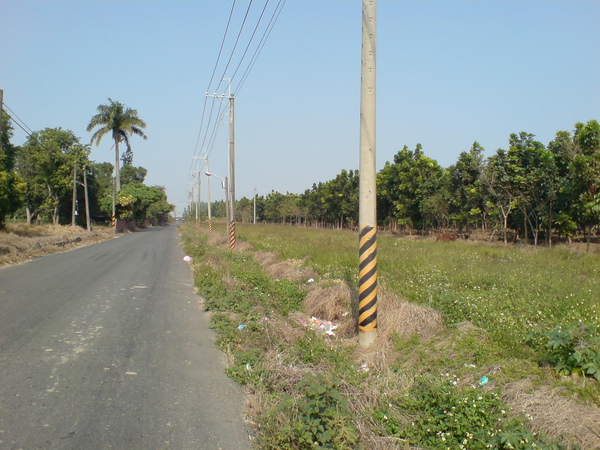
[0, 225, 250, 449]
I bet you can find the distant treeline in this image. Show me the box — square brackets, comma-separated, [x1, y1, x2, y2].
[191, 120, 599, 247]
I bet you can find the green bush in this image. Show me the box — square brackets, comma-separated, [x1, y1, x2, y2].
[543, 322, 600, 380]
[287, 374, 359, 449]
[254, 374, 360, 449]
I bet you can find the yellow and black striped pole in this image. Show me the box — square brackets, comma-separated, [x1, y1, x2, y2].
[359, 225, 377, 336]
[358, 0, 377, 347]
[228, 95, 236, 251]
[111, 213, 116, 230]
[229, 221, 236, 250]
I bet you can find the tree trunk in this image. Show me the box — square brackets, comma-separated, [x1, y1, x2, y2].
[115, 139, 121, 192]
[586, 226, 591, 252]
[53, 207, 59, 225]
[500, 208, 509, 245]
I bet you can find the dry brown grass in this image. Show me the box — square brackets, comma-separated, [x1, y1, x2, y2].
[207, 230, 229, 248]
[350, 290, 444, 374]
[0, 223, 115, 267]
[503, 379, 600, 449]
[302, 280, 352, 322]
[254, 251, 317, 282]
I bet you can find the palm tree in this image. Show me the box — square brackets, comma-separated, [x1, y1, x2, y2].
[87, 98, 147, 194]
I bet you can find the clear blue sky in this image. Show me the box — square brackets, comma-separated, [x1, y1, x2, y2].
[2, 1, 599, 214]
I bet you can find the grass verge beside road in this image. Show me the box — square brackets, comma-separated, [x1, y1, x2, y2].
[181, 222, 600, 449]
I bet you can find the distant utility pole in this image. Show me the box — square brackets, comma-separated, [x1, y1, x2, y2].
[72, 161, 78, 226]
[358, 0, 378, 348]
[0, 89, 3, 153]
[83, 166, 91, 231]
[205, 156, 212, 232]
[206, 85, 236, 249]
[192, 155, 204, 226]
[228, 94, 236, 249]
[253, 187, 257, 224]
[195, 171, 201, 226]
[224, 176, 230, 228]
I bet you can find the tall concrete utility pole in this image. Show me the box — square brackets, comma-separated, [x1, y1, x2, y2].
[205, 87, 236, 248]
[358, 0, 378, 348]
[0, 89, 4, 154]
[225, 176, 230, 228]
[195, 171, 201, 226]
[72, 162, 78, 226]
[111, 170, 116, 231]
[253, 188, 257, 224]
[228, 95, 236, 249]
[205, 156, 212, 232]
[83, 166, 91, 231]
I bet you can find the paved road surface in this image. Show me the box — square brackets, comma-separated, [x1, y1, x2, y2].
[0, 225, 250, 449]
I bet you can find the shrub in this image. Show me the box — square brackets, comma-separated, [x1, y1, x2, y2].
[543, 322, 600, 380]
[287, 374, 359, 449]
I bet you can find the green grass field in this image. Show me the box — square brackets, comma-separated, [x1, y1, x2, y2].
[238, 223, 599, 348]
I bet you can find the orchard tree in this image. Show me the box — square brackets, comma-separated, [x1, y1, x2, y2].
[301, 182, 332, 226]
[235, 197, 253, 223]
[280, 194, 302, 224]
[262, 191, 286, 223]
[323, 169, 359, 228]
[377, 144, 445, 232]
[481, 150, 515, 244]
[504, 132, 559, 246]
[446, 142, 485, 232]
[0, 111, 24, 227]
[116, 181, 173, 225]
[16, 128, 90, 224]
[211, 200, 227, 218]
[571, 120, 600, 248]
[120, 164, 147, 185]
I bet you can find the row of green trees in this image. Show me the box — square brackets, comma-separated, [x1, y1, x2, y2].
[0, 100, 173, 228]
[192, 120, 598, 246]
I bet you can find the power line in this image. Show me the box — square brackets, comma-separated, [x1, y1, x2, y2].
[3, 103, 35, 138]
[235, 0, 286, 95]
[191, 0, 239, 164]
[189, 0, 287, 193]
[207, 0, 238, 94]
[227, 0, 271, 86]
[215, 0, 255, 94]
